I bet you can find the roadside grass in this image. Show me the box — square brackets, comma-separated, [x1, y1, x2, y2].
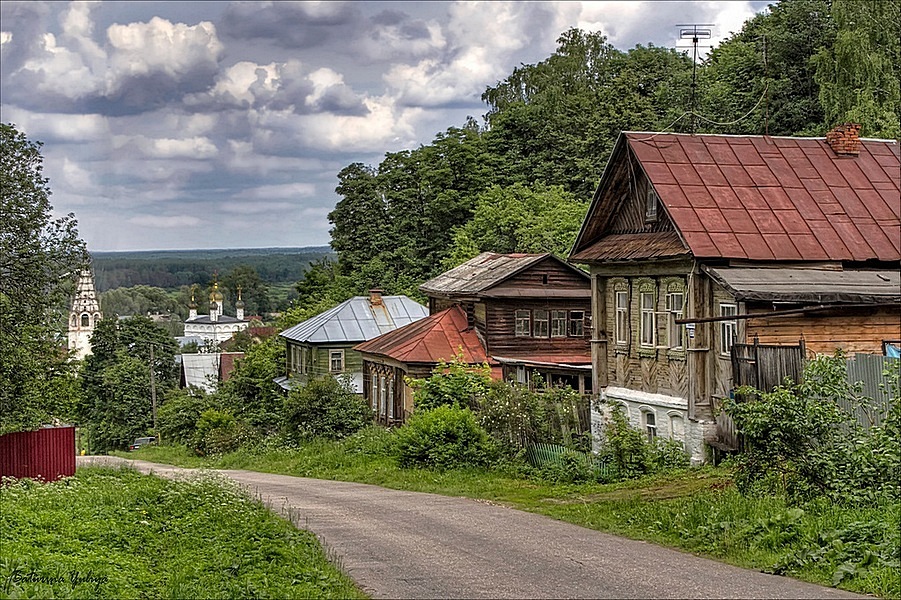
[120, 430, 901, 598]
[0, 467, 364, 599]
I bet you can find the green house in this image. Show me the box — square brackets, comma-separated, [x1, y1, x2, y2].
[276, 290, 428, 393]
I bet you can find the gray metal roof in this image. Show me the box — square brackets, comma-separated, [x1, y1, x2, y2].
[279, 295, 428, 343]
[706, 267, 901, 304]
[420, 252, 557, 296]
[181, 353, 219, 392]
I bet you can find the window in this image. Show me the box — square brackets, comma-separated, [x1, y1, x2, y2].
[569, 311, 584, 337]
[515, 310, 531, 337]
[644, 411, 657, 441]
[640, 292, 656, 347]
[329, 349, 344, 373]
[370, 375, 378, 411]
[646, 188, 658, 221]
[81, 313, 89, 327]
[666, 292, 685, 349]
[720, 304, 737, 355]
[615, 291, 629, 344]
[533, 309, 549, 338]
[551, 310, 567, 337]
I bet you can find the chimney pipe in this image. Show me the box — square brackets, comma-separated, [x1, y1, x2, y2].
[369, 288, 383, 306]
[826, 123, 861, 156]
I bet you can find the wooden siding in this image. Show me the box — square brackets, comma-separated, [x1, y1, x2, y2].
[608, 159, 676, 235]
[495, 257, 589, 290]
[600, 272, 692, 401]
[484, 299, 591, 357]
[746, 307, 901, 355]
[286, 340, 363, 378]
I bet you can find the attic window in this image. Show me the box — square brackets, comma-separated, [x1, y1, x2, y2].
[645, 188, 658, 222]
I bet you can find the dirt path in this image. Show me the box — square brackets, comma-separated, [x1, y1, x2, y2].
[77, 456, 864, 599]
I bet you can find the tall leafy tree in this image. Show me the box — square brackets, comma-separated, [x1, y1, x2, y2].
[0, 123, 87, 434]
[79, 316, 178, 451]
[813, 0, 901, 138]
[221, 264, 271, 315]
[700, 0, 835, 136]
[445, 184, 589, 268]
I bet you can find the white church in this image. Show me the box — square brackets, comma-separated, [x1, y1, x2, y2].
[183, 282, 250, 350]
[68, 269, 102, 360]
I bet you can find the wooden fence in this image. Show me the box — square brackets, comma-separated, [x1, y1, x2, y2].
[716, 339, 806, 450]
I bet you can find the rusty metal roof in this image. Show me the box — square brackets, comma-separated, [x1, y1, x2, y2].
[627, 132, 900, 262]
[354, 305, 490, 365]
[279, 295, 428, 343]
[420, 252, 587, 297]
[705, 267, 901, 304]
[570, 231, 689, 262]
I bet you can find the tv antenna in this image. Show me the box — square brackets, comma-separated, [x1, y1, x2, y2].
[677, 24, 713, 134]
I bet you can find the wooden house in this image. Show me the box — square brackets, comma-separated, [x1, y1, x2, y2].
[356, 253, 592, 424]
[569, 125, 900, 462]
[277, 290, 428, 394]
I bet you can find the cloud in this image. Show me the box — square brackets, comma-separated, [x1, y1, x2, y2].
[128, 215, 202, 228]
[220, 1, 359, 49]
[184, 60, 368, 116]
[111, 134, 219, 160]
[3, 8, 224, 115]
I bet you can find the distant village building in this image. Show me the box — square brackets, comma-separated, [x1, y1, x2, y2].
[68, 268, 102, 360]
[183, 282, 250, 350]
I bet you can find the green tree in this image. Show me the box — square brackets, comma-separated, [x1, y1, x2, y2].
[216, 336, 284, 433]
[813, 0, 901, 138]
[444, 183, 588, 268]
[79, 316, 179, 452]
[283, 375, 370, 440]
[221, 264, 271, 315]
[700, 0, 836, 136]
[0, 123, 88, 434]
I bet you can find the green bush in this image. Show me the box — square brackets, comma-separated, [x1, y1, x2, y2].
[602, 405, 653, 479]
[157, 387, 213, 445]
[409, 354, 491, 412]
[725, 353, 900, 504]
[394, 405, 497, 470]
[283, 375, 370, 440]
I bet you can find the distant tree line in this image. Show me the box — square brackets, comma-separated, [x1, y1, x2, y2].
[92, 248, 334, 292]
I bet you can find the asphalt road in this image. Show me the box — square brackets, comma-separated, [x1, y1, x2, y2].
[77, 456, 865, 599]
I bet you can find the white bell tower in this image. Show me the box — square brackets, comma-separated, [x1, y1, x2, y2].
[68, 268, 102, 360]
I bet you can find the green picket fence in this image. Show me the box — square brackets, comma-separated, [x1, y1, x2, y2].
[524, 443, 616, 482]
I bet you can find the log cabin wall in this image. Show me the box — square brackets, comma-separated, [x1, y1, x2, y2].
[746, 306, 901, 355]
[483, 298, 591, 357]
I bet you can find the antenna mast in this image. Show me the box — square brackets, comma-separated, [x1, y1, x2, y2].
[677, 24, 712, 135]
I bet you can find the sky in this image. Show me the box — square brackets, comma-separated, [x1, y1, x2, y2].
[1, 1, 768, 252]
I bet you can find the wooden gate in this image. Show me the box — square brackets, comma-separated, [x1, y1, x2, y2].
[715, 338, 806, 451]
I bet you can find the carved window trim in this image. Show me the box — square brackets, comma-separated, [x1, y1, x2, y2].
[636, 278, 656, 357]
[662, 278, 686, 358]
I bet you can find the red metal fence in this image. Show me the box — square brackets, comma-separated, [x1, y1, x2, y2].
[0, 426, 76, 482]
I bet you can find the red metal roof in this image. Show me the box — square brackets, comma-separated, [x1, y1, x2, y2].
[354, 305, 491, 365]
[626, 133, 900, 262]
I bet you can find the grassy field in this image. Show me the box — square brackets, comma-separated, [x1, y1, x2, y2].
[120, 433, 901, 598]
[0, 467, 363, 599]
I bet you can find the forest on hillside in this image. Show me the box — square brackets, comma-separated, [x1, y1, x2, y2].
[288, 0, 898, 322]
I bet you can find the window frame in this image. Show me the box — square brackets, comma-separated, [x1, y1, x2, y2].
[639, 291, 656, 348]
[643, 410, 657, 442]
[614, 290, 629, 345]
[719, 303, 738, 356]
[533, 309, 549, 338]
[329, 349, 345, 373]
[551, 310, 567, 337]
[645, 187, 659, 222]
[514, 310, 531, 337]
[568, 310, 585, 337]
[666, 291, 685, 350]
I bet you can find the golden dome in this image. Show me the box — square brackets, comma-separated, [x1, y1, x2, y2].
[209, 281, 223, 303]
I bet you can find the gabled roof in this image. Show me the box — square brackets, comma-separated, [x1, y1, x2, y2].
[279, 296, 428, 344]
[354, 305, 490, 365]
[571, 132, 900, 263]
[420, 252, 588, 297]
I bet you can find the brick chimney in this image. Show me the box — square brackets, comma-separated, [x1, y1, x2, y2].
[826, 123, 861, 156]
[369, 288, 383, 306]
